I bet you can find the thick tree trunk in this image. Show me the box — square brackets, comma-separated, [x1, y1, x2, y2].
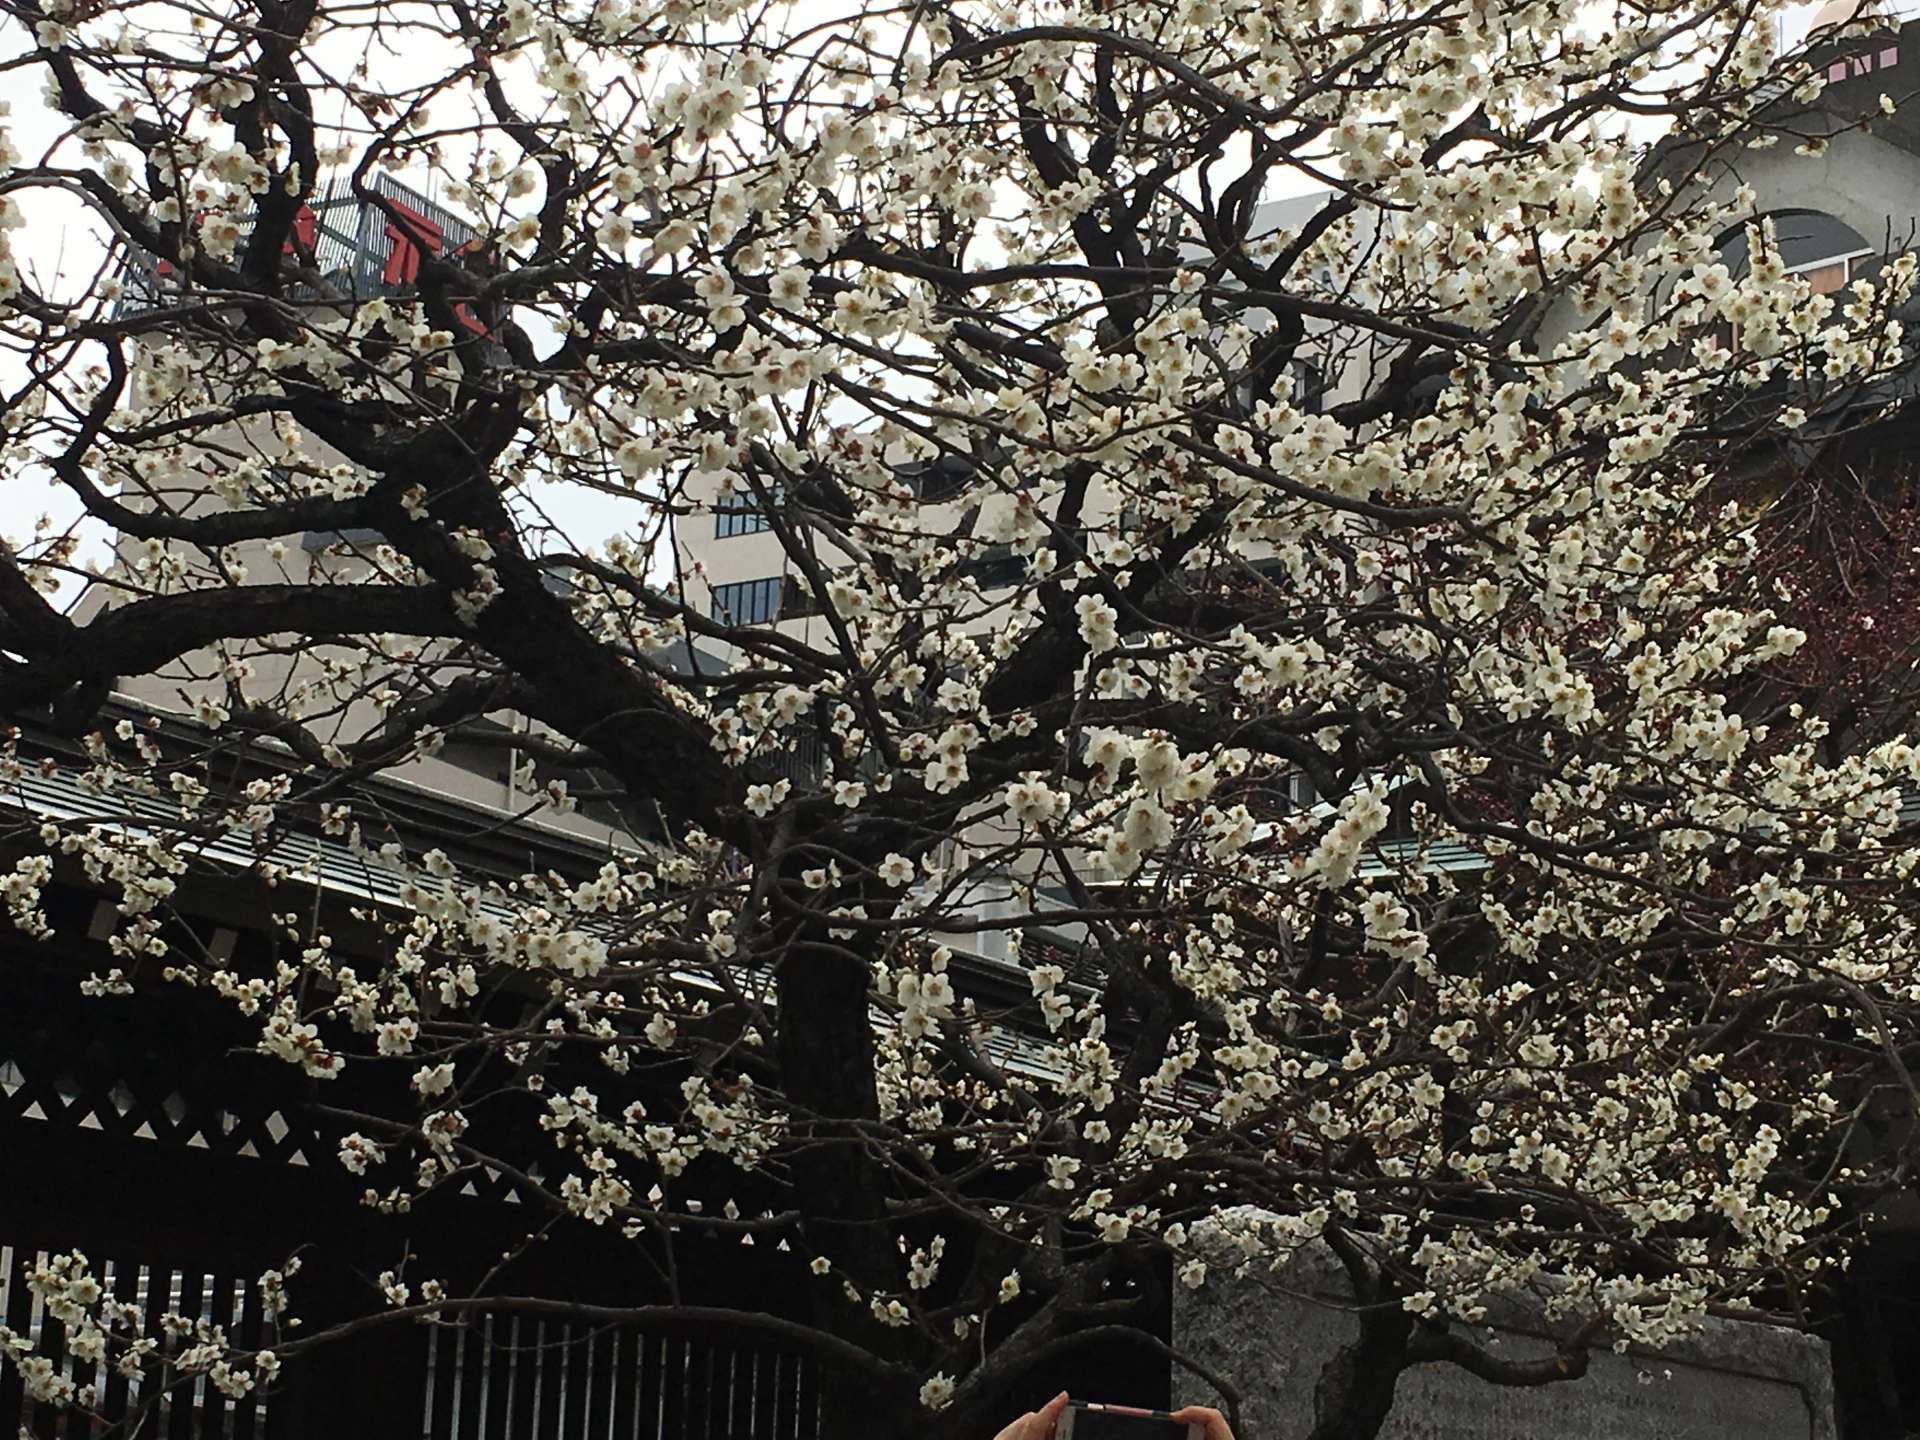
[776, 942, 921, 1436]
[1305, 1306, 1413, 1440]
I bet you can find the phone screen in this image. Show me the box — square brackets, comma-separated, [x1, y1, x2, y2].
[1059, 1403, 1199, 1438]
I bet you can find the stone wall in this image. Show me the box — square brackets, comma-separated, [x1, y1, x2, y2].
[1172, 1235, 1834, 1440]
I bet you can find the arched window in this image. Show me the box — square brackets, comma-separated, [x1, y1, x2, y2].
[1715, 209, 1874, 295]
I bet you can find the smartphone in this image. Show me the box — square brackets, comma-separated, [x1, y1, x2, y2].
[1055, 1401, 1204, 1439]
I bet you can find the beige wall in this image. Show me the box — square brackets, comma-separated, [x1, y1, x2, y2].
[71, 408, 636, 850]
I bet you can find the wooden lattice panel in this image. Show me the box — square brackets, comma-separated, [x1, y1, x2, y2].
[0, 1054, 312, 1167]
[0, 1050, 564, 1208]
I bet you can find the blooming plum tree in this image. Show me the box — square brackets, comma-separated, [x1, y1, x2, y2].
[2, 0, 1920, 1434]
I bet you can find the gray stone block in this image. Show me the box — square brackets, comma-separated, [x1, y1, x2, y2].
[1172, 1231, 1834, 1440]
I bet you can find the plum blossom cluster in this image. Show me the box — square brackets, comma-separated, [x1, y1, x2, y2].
[0, 1252, 291, 1418]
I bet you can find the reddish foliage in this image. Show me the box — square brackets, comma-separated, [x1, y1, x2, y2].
[1747, 463, 1920, 746]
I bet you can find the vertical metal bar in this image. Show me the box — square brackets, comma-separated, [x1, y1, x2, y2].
[423, 1310, 441, 1437]
[475, 1313, 495, 1439]
[449, 1320, 468, 1438]
[223, 1275, 246, 1440]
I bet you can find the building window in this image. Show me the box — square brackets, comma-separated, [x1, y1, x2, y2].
[781, 573, 826, 617]
[1715, 209, 1871, 282]
[1290, 360, 1326, 414]
[1828, 44, 1898, 82]
[960, 542, 1025, 591]
[714, 487, 779, 538]
[1709, 209, 1874, 348]
[1787, 256, 1857, 294]
[710, 576, 783, 625]
[902, 455, 975, 502]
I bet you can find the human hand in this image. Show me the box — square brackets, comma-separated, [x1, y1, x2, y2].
[993, 1391, 1070, 1440]
[1170, 1405, 1235, 1440]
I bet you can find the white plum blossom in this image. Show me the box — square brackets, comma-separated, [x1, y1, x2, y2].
[918, 1373, 955, 1410]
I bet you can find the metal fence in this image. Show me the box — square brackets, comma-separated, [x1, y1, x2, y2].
[421, 1314, 817, 1440]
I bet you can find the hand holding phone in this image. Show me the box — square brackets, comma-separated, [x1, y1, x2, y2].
[991, 1393, 1232, 1440]
[1055, 1401, 1208, 1439]
[993, 1392, 1071, 1440]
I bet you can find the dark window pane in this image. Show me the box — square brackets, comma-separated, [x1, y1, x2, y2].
[781, 574, 825, 617]
[713, 487, 780, 538]
[711, 577, 783, 624]
[901, 455, 975, 502]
